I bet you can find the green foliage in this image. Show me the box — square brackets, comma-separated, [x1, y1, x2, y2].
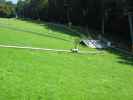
[0, 1, 16, 18]
[16, 0, 27, 18]
[16, 0, 48, 20]
[0, 0, 5, 3]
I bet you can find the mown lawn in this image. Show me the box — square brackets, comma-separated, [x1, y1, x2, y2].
[0, 18, 133, 100]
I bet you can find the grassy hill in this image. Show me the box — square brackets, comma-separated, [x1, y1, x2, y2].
[0, 18, 133, 100]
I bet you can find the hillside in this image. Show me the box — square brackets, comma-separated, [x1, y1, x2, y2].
[0, 18, 133, 100]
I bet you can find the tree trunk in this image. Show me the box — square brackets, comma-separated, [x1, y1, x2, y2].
[128, 14, 133, 51]
[102, 15, 105, 34]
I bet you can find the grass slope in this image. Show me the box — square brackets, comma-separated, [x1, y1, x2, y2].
[0, 18, 133, 100]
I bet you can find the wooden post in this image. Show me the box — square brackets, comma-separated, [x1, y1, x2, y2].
[128, 14, 133, 52]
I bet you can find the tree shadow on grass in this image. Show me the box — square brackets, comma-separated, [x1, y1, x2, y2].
[0, 18, 86, 44]
[33, 19, 133, 66]
[0, 23, 73, 42]
[105, 48, 133, 66]
[44, 23, 81, 37]
[19, 19, 84, 37]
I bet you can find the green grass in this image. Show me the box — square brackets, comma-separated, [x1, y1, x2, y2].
[0, 18, 133, 100]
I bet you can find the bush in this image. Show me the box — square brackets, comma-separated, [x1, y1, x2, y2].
[0, 3, 15, 18]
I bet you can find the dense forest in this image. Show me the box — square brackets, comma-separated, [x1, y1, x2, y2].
[15, 0, 133, 27]
[1, 0, 132, 31]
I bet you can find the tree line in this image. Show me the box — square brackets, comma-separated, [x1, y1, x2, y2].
[16, 0, 48, 20]
[0, 0, 16, 18]
[1, 0, 133, 29]
[16, 0, 133, 27]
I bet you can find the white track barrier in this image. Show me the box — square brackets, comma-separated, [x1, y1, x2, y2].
[0, 44, 104, 54]
[0, 44, 71, 52]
